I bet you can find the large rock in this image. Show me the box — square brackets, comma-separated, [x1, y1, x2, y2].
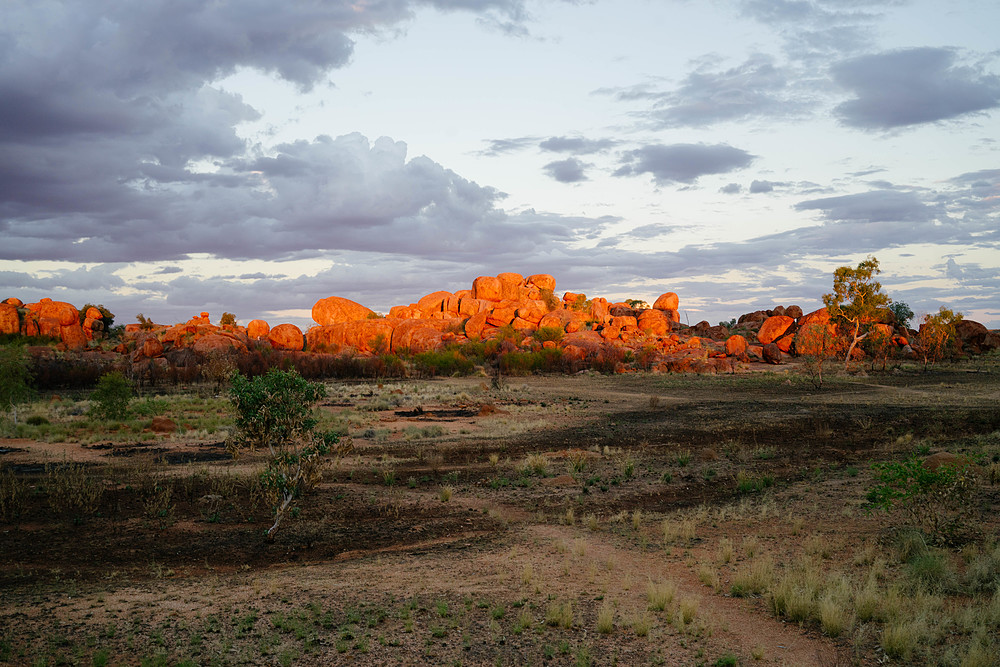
[497, 272, 524, 301]
[246, 319, 270, 339]
[637, 309, 669, 336]
[527, 274, 556, 292]
[725, 334, 748, 357]
[762, 342, 783, 364]
[416, 291, 453, 314]
[465, 311, 491, 340]
[472, 276, 502, 301]
[486, 301, 519, 327]
[194, 333, 248, 355]
[517, 300, 549, 324]
[798, 307, 830, 327]
[785, 305, 804, 320]
[0, 303, 19, 335]
[60, 324, 87, 350]
[30, 299, 79, 327]
[311, 319, 397, 354]
[757, 315, 794, 344]
[653, 292, 679, 311]
[268, 324, 304, 351]
[391, 319, 446, 353]
[312, 296, 374, 326]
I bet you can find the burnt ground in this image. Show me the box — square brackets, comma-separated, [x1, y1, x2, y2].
[1, 362, 999, 665]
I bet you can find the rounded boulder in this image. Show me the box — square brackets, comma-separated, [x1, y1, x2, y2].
[312, 296, 374, 326]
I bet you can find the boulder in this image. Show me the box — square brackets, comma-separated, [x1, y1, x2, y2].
[757, 316, 794, 344]
[391, 319, 446, 353]
[268, 324, 304, 351]
[771, 305, 786, 317]
[472, 276, 502, 301]
[725, 334, 748, 357]
[589, 298, 611, 325]
[465, 311, 491, 340]
[246, 319, 270, 339]
[35, 299, 79, 327]
[653, 292, 679, 311]
[486, 301, 519, 327]
[85, 307, 103, 321]
[497, 272, 524, 301]
[312, 296, 374, 325]
[785, 305, 804, 320]
[307, 319, 396, 354]
[0, 303, 19, 335]
[142, 337, 164, 358]
[516, 300, 549, 325]
[923, 452, 972, 472]
[4, 298, 23, 307]
[738, 310, 767, 325]
[775, 334, 795, 354]
[637, 309, 669, 336]
[194, 333, 248, 355]
[762, 342, 783, 364]
[527, 274, 556, 292]
[416, 290, 453, 314]
[798, 307, 830, 327]
[60, 324, 87, 350]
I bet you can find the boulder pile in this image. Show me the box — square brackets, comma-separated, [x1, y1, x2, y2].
[5, 272, 998, 377]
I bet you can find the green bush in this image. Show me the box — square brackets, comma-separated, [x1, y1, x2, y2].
[228, 369, 349, 538]
[414, 350, 474, 376]
[866, 455, 979, 544]
[90, 371, 132, 420]
[0, 346, 34, 426]
[533, 326, 564, 343]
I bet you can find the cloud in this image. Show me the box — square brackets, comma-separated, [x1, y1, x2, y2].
[795, 190, 942, 223]
[832, 47, 1000, 129]
[644, 55, 811, 127]
[476, 136, 539, 156]
[720, 183, 743, 194]
[543, 158, 589, 183]
[539, 136, 618, 154]
[615, 144, 755, 185]
[749, 180, 778, 193]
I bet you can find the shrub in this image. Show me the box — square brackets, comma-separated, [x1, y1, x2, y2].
[414, 350, 474, 376]
[219, 312, 237, 327]
[0, 346, 34, 425]
[90, 371, 132, 420]
[866, 455, 979, 544]
[227, 369, 350, 538]
[533, 326, 564, 344]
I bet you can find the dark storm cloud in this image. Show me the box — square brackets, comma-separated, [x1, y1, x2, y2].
[615, 144, 755, 185]
[0, 0, 556, 266]
[543, 158, 589, 183]
[539, 136, 619, 154]
[795, 190, 941, 223]
[832, 48, 1000, 130]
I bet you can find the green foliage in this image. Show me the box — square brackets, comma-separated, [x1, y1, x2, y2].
[414, 349, 474, 376]
[532, 326, 565, 343]
[135, 313, 157, 330]
[918, 306, 963, 366]
[888, 301, 914, 328]
[866, 455, 979, 544]
[822, 256, 892, 367]
[227, 369, 348, 538]
[219, 312, 237, 327]
[79, 303, 115, 329]
[625, 298, 650, 310]
[90, 371, 132, 420]
[0, 346, 34, 425]
[718, 318, 736, 328]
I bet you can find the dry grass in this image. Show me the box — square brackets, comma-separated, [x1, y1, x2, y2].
[731, 555, 774, 597]
[647, 579, 677, 612]
[596, 600, 615, 634]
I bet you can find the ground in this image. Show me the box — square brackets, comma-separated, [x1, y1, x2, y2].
[1, 360, 999, 666]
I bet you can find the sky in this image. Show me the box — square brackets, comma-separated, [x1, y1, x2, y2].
[1, 0, 999, 330]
